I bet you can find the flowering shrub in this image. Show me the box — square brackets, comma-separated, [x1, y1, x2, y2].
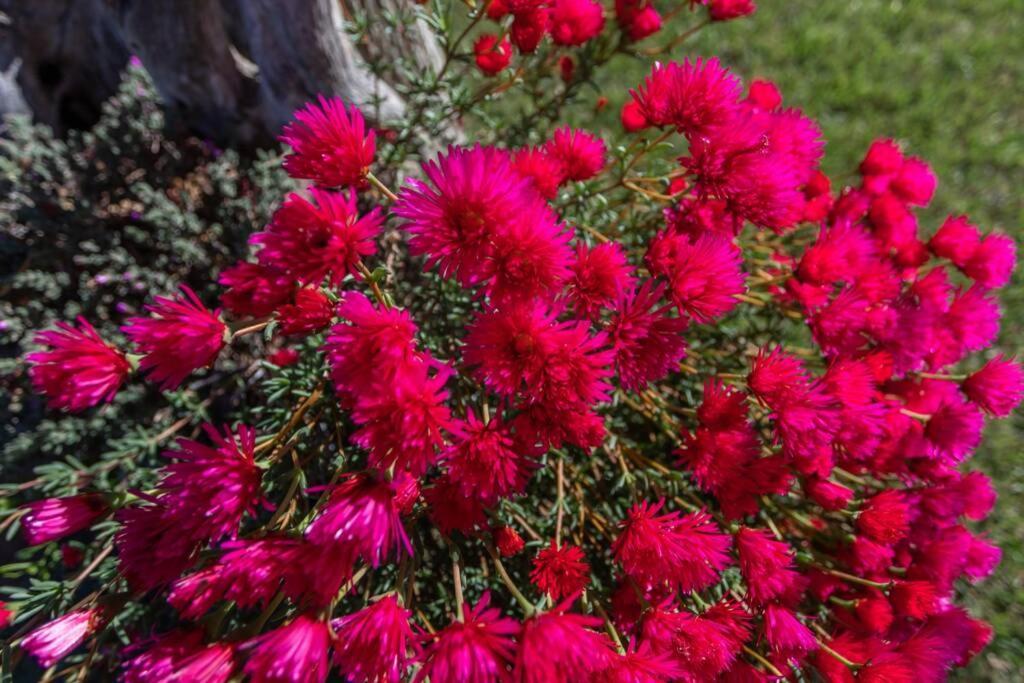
[3, 2, 1018, 681]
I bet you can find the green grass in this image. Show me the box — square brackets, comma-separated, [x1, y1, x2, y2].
[593, 1, 1024, 677]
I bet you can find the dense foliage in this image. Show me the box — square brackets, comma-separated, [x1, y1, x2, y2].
[2, 1, 1018, 681]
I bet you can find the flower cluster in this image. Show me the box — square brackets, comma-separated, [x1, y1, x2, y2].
[10, 6, 1014, 682]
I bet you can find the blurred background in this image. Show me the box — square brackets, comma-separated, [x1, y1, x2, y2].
[1, 0, 1021, 678]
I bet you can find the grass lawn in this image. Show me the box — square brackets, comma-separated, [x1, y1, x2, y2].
[591, 0, 1023, 677]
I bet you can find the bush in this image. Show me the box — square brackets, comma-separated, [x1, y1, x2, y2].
[1, 2, 1016, 681]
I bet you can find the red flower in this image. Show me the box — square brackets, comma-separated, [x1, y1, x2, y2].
[746, 78, 782, 110]
[253, 188, 382, 286]
[494, 525, 526, 556]
[281, 96, 375, 189]
[734, 527, 800, 605]
[762, 604, 817, 656]
[276, 288, 333, 336]
[645, 231, 745, 322]
[474, 34, 512, 75]
[890, 581, 940, 620]
[416, 593, 518, 682]
[544, 126, 607, 181]
[549, 0, 605, 46]
[123, 287, 226, 390]
[891, 156, 936, 206]
[962, 233, 1016, 289]
[607, 281, 688, 390]
[929, 215, 980, 267]
[630, 58, 742, 135]
[613, 500, 732, 592]
[620, 100, 650, 131]
[513, 146, 563, 198]
[20, 494, 108, 546]
[962, 355, 1023, 417]
[332, 596, 414, 683]
[857, 490, 910, 545]
[516, 607, 613, 683]
[595, 641, 683, 682]
[27, 318, 130, 411]
[219, 262, 295, 318]
[860, 138, 904, 177]
[445, 411, 536, 504]
[268, 347, 301, 367]
[121, 630, 235, 683]
[708, 0, 756, 21]
[531, 542, 591, 600]
[568, 241, 636, 318]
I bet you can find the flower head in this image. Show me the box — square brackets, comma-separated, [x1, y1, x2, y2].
[963, 233, 1016, 289]
[123, 287, 226, 390]
[513, 146, 563, 199]
[612, 501, 732, 592]
[734, 527, 800, 605]
[567, 241, 636, 319]
[962, 355, 1023, 417]
[530, 542, 591, 600]
[21, 494, 108, 546]
[333, 596, 414, 683]
[544, 127, 607, 182]
[253, 188, 382, 286]
[242, 615, 331, 683]
[630, 58, 742, 135]
[281, 96, 375, 188]
[607, 280, 688, 390]
[762, 604, 817, 656]
[445, 411, 536, 505]
[474, 34, 513, 75]
[416, 593, 518, 682]
[645, 231, 745, 322]
[121, 630, 235, 683]
[276, 288, 334, 336]
[857, 490, 910, 545]
[549, 0, 605, 46]
[929, 215, 980, 267]
[27, 318, 131, 412]
[22, 608, 103, 668]
[516, 607, 612, 683]
[219, 262, 295, 318]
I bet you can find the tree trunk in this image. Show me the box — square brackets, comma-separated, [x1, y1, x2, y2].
[0, 0, 444, 146]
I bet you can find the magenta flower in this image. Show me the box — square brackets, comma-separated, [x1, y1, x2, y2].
[27, 317, 131, 411]
[516, 606, 613, 683]
[305, 473, 412, 571]
[123, 286, 226, 390]
[281, 96, 375, 188]
[22, 608, 103, 668]
[21, 494, 108, 546]
[607, 280, 688, 390]
[645, 231, 745, 323]
[548, 0, 605, 46]
[218, 261, 295, 318]
[276, 288, 334, 336]
[530, 542, 591, 601]
[242, 615, 331, 683]
[121, 630, 235, 683]
[629, 58, 742, 135]
[962, 355, 1023, 417]
[544, 126, 607, 181]
[416, 593, 518, 682]
[252, 188, 382, 287]
[762, 605, 817, 656]
[567, 241, 636, 319]
[734, 527, 800, 605]
[444, 411, 536, 505]
[333, 596, 415, 683]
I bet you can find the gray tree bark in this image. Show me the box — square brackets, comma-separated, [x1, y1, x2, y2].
[0, 0, 444, 146]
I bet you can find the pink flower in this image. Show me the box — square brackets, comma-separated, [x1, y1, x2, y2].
[630, 58, 742, 135]
[159, 423, 262, 542]
[568, 242, 636, 318]
[281, 96, 375, 188]
[516, 606, 613, 683]
[252, 188, 382, 286]
[544, 127, 607, 181]
[22, 608, 103, 668]
[276, 288, 334, 336]
[945, 285, 1000, 357]
[860, 138, 904, 177]
[962, 355, 1023, 417]
[219, 262, 295, 317]
[890, 581, 940, 620]
[350, 362, 454, 475]
[513, 146, 563, 199]
[27, 318, 131, 412]
[333, 596, 414, 683]
[639, 602, 748, 678]
[268, 347, 301, 367]
[891, 156, 936, 206]
[121, 630, 235, 683]
[305, 473, 412, 572]
[474, 34, 513, 75]
[746, 79, 782, 110]
[929, 215, 980, 267]
[325, 291, 420, 400]
[923, 395, 984, 463]
[242, 615, 331, 683]
[734, 527, 800, 605]
[21, 494, 108, 546]
[530, 542, 591, 600]
[549, 0, 605, 46]
[612, 501, 732, 592]
[395, 145, 537, 287]
[607, 281, 688, 390]
[416, 593, 518, 682]
[115, 502, 204, 591]
[620, 99, 650, 130]
[444, 411, 536, 505]
[123, 286, 226, 390]
[594, 641, 683, 682]
[463, 301, 613, 408]
[708, 0, 756, 21]
[962, 233, 1016, 289]
[762, 604, 817, 656]
[805, 478, 853, 511]
[645, 231, 745, 322]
